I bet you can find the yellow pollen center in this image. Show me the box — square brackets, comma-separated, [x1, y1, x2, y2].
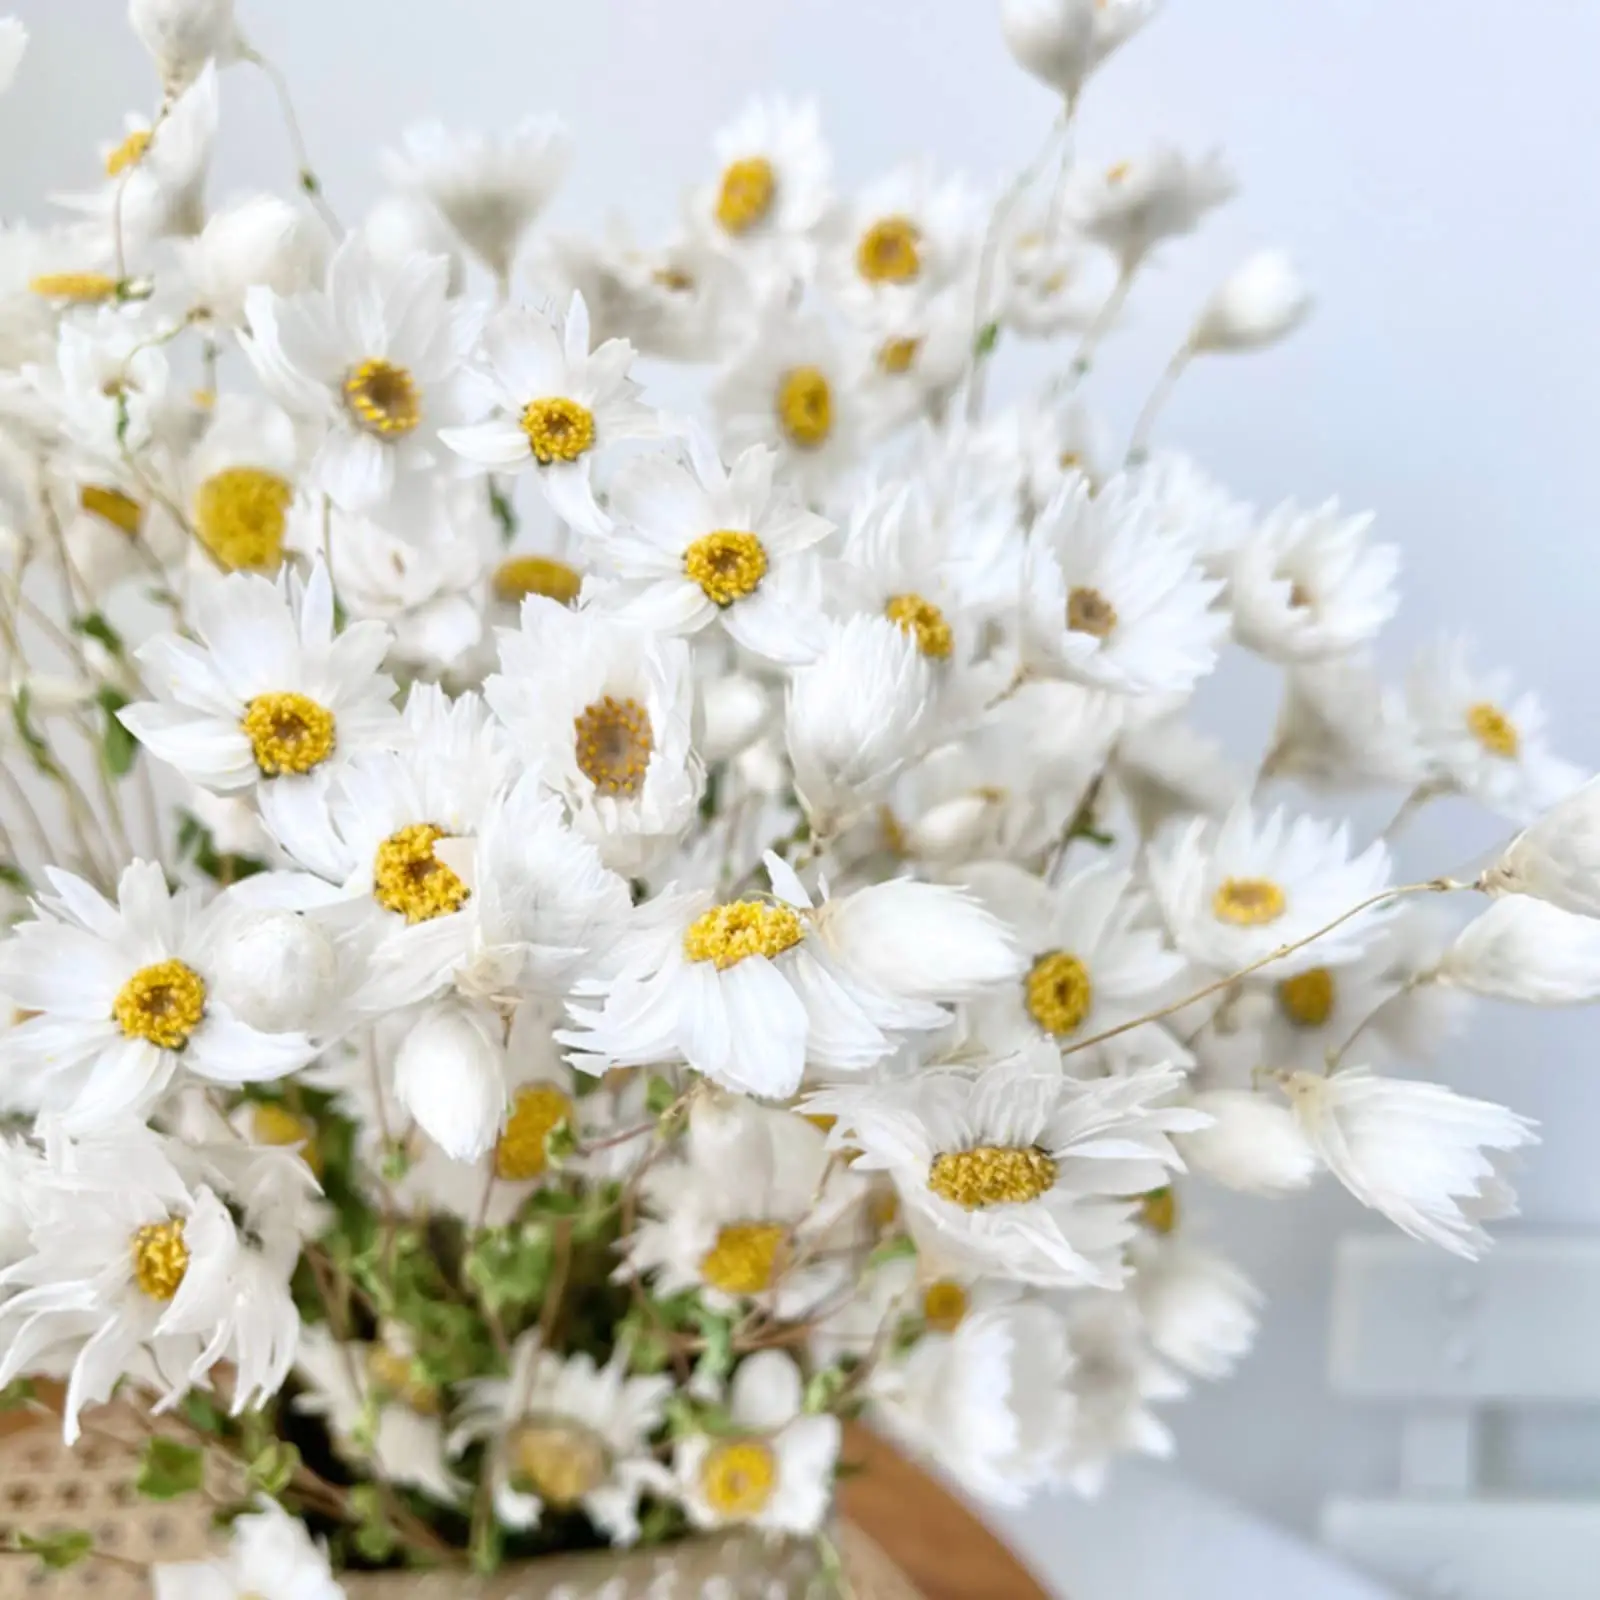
[79, 483, 143, 537]
[131, 1219, 189, 1302]
[700, 1439, 777, 1520]
[927, 1145, 1058, 1210]
[776, 366, 833, 448]
[1277, 966, 1335, 1028]
[240, 691, 336, 777]
[367, 1348, 443, 1417]
[1467, 701, 1520, 759]
[29, 273, 119, 303]
[1025, 950, 1093, 1037]
[1067, 585, 1118, 638]
[883, 592, 953, 660]
[683, 900, 806, 970]
[1140, 1186, 1178, 1235]
[112, 959, 206, 1051]
[716, 157, 777, 235]
[520, 396, 596, 464]
[877, 336, 922, 375]
[492, 555, 583, 606]
[495, 1084, 573, 1182]
[372, 822, 470, 924]
[573, 694, 655, 796]
[193, 467, 293, 572]
[509, 1421, 610, 1507]
[700, 1222, 790, 1296]
[250, 1103, 322, 1177]
[857, 216, 923, 284]
[921, 1279, 969, 1333]
[343, 358, 422, 437]
[1212, 877, 1287, 928]
[1106, 161, 1133, 184]
[105, 129, 152, 177]
[684, 529, 768, 606]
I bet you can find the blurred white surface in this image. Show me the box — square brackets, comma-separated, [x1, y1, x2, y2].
[5, 0, 1600, 1555]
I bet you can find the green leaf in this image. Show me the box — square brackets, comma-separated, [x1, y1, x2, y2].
[71, 611, 126, 658]
[174, 811, 267, 884]
[973, 320, 1001, 358]
[544, 1118, 578, 1166]
[865, 1234, 917, 1271]
[10, 685, 61, 779]
[95, 686, 138, 778]
[645, 1074, 678, 1117]
[14, 1529, 93, 1570]
[0, 862, 27, 895]
[487, 478, 518, 542]
[0, 1377, 34, 1410]
[246, 1438, 300, 1497]
[347, 1483, 397, 1563]
[803, 1365, 849, 1415]
[691, 1306, 735, 1385]
[180, 1391, 224, 1435]
[136, 1436, 205, 1501]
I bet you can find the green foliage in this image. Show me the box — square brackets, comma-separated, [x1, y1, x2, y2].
[803, 1365, 850, 1415]
[95, 686, 138, 777]
[0, 1377, 34, 1410]
[689, 1306, 735, 1386]
[136, 1436, 205, 1501]
[347, 1483, 398, 1564]
[974, 319, 1001, 358]
[645, 1074, 679, 1117]
[175, 811, 268, 883]
[13, 1529, 93, 1570]
[487, 478, 518, 542]
[865, 1234, 917, 1271]
[464, 1221, 554, 1320]
[0, 862, 27, 895]
[10, 685, 61, 779]
[71, 611, 126, 658]
[247, 1438, 301, 1497]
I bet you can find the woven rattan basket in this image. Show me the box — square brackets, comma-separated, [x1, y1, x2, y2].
[0, 1407, 921, 1599]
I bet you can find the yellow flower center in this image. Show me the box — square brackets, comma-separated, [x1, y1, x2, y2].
[1106, 160, 1133, 184]
[884, 593, 953, 660]
[494, 1084, 573, 1182]
[684, 529, 768, 606]
[131, 1218, 189, 1301]
[1277, 966, 1335, 1028]
[927, 1145, 1058, 1210]
[1212, 877, 1287, 928]
[857, 216, 923, 284]
[343, 358, 422, 437]
[776, 366, 832, 449]
[877, 336, 922, 375]
[573, 694, 654, 796]
[700, 1222, 790, 1296]
[508, 1420, 611, 1508]
[367, 1348, 443, 1417]
[79, 483, 143, 537]
[520, 397, 596, 464]
[700, 1439, 777, 1520]
[372, 822, 470, 924]
[683, 900, 806, 970]
[1025, 950, 1093, 1037]
[492, 554, 583, 606]
[250, 1103, 321, 1178]
[716, 157, 777, 235]
[193, 467, 293, 572]
[653, 265, 696, 292]
[112, 959, 206, 1051]
[1467, 701, 1520, 759]
[240, 691, 336, 778]
[105, 129, 152, 177]
[921, 1279, 969, 1333]
[29, 273, 119, 303]
[1067, 585, 1118, 638]
[1140, 1186, 1178, 1235]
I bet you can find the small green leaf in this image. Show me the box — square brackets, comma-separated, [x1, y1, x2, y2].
[10, 685, 61, 779]
[347, 1483, 397, 1562]
[645, 1074, 678, 1117]
[299, 169, 321, 196]
[71, 611, 126, 658]
[180, 1391, 224, 1435]
[0, 1377, 34, 1410]
[973, 320, 1001, 358]
[0, 862, 27, 895]
[487, 479, 518, 542]
[14, 1529, 93, 1570]
[803, 1365, 849, 1415]
[136, 1436, 205, 1501]
[691, 1306, 735, 1385]
[865, 1234, 917, 1271]
[544, 1119, 578, 1166]
[96, 686, 138, 778]
[246, 1438, 300, 1497]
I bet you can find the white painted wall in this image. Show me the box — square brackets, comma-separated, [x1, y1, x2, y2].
[6, 0, 1600, 1549]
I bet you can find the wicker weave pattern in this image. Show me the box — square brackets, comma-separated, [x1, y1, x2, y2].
[0, 1414, 921, 1599]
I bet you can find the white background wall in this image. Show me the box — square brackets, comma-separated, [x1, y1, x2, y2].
[6, 0, 1600, 1546]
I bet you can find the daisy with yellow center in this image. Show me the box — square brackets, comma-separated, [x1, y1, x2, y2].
[193, 467, 293, 571]
[113, 959, 207, 1051]
[717, 157, 777, 234]
[573, 694, 655, 797]
[928, 1144, 1059, 1209]
[1024, 950, 1093, 1037]
[105, 128, 153, 177]
[700, 1440, 777, 1518]
[884, 593, 953, 660]
[492, 554, 583, 606]
[1467, 701, 1519, 759]
[240, 691, 336, 777]
[683, 899, 806, 969]
[1212, 876, 1287, 928]
[921, 1278, 971, 1333]
[372, 822, 471, 924]
[344, 358, 423, 437]
[1277, 966, 1335, 1028]
[776, 366, 832, 448]
[700, 1222, 791, 1297]
[130, 1217, 190, 1301]
[494, 1084, 573, 1182]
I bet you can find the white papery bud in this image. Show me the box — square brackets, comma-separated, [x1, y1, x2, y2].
[904, 795, 992, 860]
[1486, 777, 1600, 919]
[363, 194, 466, 295]
[1175, 1089, 1317, 1194]
[1191, 250, 1312, 354]
[1441, 895, 1600, 1004]
[392, 1001, 507, 1161]
[1133, 1239, 1261, 1381]
[1000, 0, 1153, 102]
[182, 195, 328, 324]
[211, 909, 337, 1034]
[786, 615, 930, 835]
[700, 675, 770, 764]
[128, 0, 239, 90]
